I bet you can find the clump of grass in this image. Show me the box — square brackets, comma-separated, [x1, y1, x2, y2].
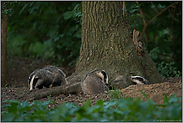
[109, 89, 126, 99]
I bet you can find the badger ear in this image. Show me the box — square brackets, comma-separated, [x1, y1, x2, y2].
[34, 76, 39, 81]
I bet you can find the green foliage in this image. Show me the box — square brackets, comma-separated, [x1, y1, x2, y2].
[7, 2, 81, 66]
[126, 2, 182, 78]
[1, 1, 17, 15]
[125, 2, 142, 28]
[1, 93, 182, 122]
[157, 61, 182, 78]
[6, 2, 182, 75]
[110, 89, 125, 99]
[52, 2, 82, 66]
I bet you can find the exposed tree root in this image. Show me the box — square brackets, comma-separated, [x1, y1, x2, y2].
[30, 82, 82, 100]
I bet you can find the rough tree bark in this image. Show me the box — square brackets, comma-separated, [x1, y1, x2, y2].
[1, 2, 10, 87]
[67, 1, 162, 88]
[32, 1, 163, 99]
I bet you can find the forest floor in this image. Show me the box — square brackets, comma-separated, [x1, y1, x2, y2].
[1, 56, 182, 108]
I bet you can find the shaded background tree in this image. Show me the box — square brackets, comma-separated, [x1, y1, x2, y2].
[1, 2, 9, 87]
[3, 1, 182, 87]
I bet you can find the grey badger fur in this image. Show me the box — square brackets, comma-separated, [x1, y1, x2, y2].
[28, 65, 67, 90]
[81, 69, 109, 95]
[42, 65, 67, 86]
[130, 76, 150, 85]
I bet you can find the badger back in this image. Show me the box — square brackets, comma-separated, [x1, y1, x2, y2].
[42, 65, 67, 85]
[42, 65, 66, 77]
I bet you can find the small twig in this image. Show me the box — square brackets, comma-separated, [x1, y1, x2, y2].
[151, 2, 158, 14]
[120, 1, 128, 22]
[169, 8, 179, 22]
[148, 2, 178, 26]
[166, 28, 172, 39]
[123, 1, 128, 21]
[136, 1, 147, 27]
[120, 2, 127, 17]
[136, 1, 148, 42]
[11, 2, 16, 10]
[139, 1, 178, 40]
[120, 2, 123, 15]
[123, 1, 125, 16]
[151, 2, 173, 40]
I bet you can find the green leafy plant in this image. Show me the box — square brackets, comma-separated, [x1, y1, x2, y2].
[1, 92, 182, 122]
[6, 1, 181, 71]
[157, 61, 182, 78]
[125, 2, 182, 76]
[110, 89, 125, 99]
[7, 2, 81, 67]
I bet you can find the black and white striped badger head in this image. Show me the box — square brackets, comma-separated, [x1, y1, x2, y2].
[28, 69, 39, 87]
[130, 76, 150, 85]
[81, 69, 109, 95]
[95, 69, 109, 85]
[28, 65, 67, 91]
[28, 69, 54, 90]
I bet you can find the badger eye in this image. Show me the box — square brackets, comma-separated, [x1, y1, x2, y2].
[136, 77, 143, 81]
[34, 77, 39, 81]
[142, 81, 146, 84]
[99, 77, 102, 81]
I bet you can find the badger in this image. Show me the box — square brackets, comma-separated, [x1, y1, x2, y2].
[29, 69, 54, 90]
[42, 65, 68, 86]
[28, 65, 67, 90]
[28, 69, 39, 86]
[130, 76, 150, 85]
[81, 69, 109, 95]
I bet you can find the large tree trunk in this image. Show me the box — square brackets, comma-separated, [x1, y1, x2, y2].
[67, 1, 162, 89]
[31, 1, 163, 99]
[1, 2, 10, 87]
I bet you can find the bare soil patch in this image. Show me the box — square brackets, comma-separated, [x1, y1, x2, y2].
[1, 56, 182, 108]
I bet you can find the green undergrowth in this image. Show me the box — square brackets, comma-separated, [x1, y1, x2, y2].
[110, 89, 126, 99]
[1, 91, 182, 122]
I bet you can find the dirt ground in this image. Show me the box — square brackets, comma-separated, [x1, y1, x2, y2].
[1, 56, 182, 108]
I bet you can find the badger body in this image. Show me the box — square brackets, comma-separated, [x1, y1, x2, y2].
[42, 65, 67, 86]
[130, 76, 150, 85]
[28, 65, 67, 90]
[81, 69, 109, 95]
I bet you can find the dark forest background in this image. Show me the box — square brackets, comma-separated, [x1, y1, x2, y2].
[3, 1, 182, 78]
